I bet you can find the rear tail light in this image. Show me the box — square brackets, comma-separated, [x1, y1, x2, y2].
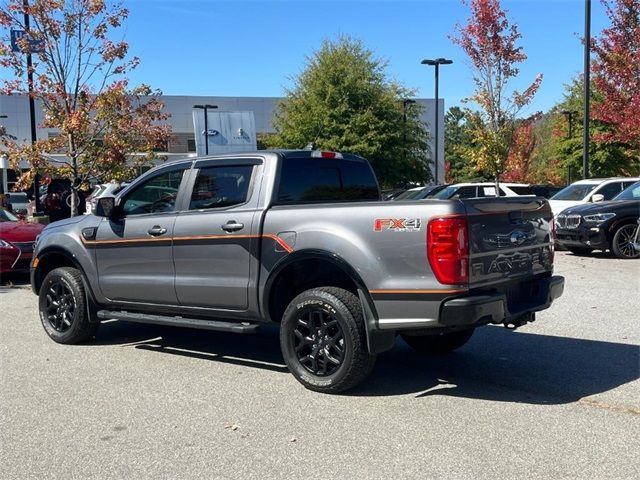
[427, 217, 469, 285]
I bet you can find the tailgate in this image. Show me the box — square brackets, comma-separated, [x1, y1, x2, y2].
[463, 197, 554, 288]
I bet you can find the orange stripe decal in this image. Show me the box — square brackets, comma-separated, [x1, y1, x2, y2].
[80, 233, 293, 253]
[369, 289, 467, 295]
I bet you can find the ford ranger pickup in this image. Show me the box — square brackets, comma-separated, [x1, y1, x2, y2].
[31, 150, 564, 392]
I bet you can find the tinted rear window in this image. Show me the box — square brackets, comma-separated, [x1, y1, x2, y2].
[509, 186, 534, 195]
[275, 157, 379, 204]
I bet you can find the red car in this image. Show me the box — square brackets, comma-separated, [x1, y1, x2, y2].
[0, 208, 45, 274]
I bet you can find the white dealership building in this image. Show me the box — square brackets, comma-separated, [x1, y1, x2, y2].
[0, 94, 444, 190]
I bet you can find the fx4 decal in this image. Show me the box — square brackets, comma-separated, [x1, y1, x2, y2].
[374, 218, 422, 232]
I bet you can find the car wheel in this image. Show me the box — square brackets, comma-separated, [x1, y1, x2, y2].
[567, 246, 593, 256]
[401, 329, 475, 355]
[611, 224, 640, 259]
[39, 267, 99, 344]
[280, 287, 376, 393]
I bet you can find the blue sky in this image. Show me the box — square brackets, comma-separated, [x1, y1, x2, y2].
[125, 0, 608, 113]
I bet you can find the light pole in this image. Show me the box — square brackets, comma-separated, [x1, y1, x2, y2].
[421, 58, 453, 184]
[23, 0, 42, 213]
[193, 104, 218, 155]
[402, 99, 416, 165]
[583, 0, 591, 179]
[561, 110, 578, 139]
[562, 110, 578, 184]
[0, 115, 7, 195]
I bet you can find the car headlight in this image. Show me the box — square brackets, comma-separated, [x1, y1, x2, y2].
[583, 213, 616, 224]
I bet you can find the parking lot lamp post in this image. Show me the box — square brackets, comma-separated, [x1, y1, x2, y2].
[23, 0, 42, 213]
[583, 0, 591, 179]
[402, 99, 416, 165]
[421, 58, 453, 184]
[561, 110, 578, 139]
[561, 110, 578, 184]
[193, 104, 218, 155]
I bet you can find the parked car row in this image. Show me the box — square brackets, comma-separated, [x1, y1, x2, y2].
[548, 177, 638, 216]
[554, 180, 640, 259]
[388, 182, 564, 202]
[385, 177, 639, 259]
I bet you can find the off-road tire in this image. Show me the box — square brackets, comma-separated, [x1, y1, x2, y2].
[39, 267, 99, 344]
[401, 328, 475, 355]
[280, 287, 376, 393]
[611, 224, 640, 259]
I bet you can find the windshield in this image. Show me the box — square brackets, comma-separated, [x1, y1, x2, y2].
[431, 185, 460, 199]
[0, 208, 19, 222]
[393, 189, 423, 201]
[613, 181, 640, 201]
[551, 183, 598, 201]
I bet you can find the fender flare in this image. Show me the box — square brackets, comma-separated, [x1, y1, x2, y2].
[33, 246, 100, 323]
[261, 249, 395, 355]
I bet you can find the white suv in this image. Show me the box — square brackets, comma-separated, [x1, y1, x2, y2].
[431, 182, 534, 199]
[549, 178, 639, 216]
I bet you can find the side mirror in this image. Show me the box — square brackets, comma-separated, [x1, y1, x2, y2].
[591, 193, 605, 203]
[95, 196, 122, 218]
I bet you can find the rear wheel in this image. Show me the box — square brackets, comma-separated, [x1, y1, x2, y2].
[401, 329, 475, 355]
[567, 246, 593, 256]
[280, 287, 376, 393]
[39, 267, 99, 344]
[611, 224, 640, 259]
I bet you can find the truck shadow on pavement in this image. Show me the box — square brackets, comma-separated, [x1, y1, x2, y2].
[94, 321, 638, 404]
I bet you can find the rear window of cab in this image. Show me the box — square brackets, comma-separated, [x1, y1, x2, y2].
[275, 157, 380, 205]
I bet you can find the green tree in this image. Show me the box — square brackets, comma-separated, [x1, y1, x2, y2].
[268, 37, 431, 188]
[444, 106, 480, 182]
[533, 76, 638, 183]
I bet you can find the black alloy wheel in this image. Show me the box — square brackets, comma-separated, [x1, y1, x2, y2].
[39, 267, 99, 344]
[612, 224, 640, 259]
[293, 307, 345, 376]
[279, 287, 376, 393]
[43, 279, 76, 333]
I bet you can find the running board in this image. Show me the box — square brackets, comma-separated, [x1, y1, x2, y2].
[96, 310, 260, 333]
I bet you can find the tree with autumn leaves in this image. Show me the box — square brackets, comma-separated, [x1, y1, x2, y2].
[0, 0, 171, 216]
[451, 0, 542, 188]
[592, 0, 640, 163]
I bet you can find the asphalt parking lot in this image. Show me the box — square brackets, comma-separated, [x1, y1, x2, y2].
[1, 251, 638, 479]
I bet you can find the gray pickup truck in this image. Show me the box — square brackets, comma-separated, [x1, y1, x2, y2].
[31, 150, 564, 392]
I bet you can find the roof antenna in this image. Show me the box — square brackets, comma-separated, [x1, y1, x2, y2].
[304, 141, 316, 150]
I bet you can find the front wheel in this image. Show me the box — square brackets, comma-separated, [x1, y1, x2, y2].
[280, 287, 376, 393]
[401, 329, 475, 355]
[611, 224, 640, 259]
[39, 267, 99, 344]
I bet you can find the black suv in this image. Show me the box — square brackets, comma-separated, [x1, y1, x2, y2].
[556, 181, 640, 259]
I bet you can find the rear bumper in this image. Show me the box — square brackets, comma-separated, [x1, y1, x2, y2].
[439, 275, 565, 327]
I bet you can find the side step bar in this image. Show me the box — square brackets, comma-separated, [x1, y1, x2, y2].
[96, 310, 260, 334]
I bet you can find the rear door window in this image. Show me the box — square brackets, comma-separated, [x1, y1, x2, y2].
[189, 165, 254, 210]
[594, 182, 623, 200]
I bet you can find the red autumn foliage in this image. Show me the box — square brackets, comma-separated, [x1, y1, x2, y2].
[502, 120, 537, 183]
[592, 0, 640, 154]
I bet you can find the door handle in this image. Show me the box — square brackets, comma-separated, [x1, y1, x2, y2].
[221, 221, 244, 233]
[148, 225, 168, 237]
